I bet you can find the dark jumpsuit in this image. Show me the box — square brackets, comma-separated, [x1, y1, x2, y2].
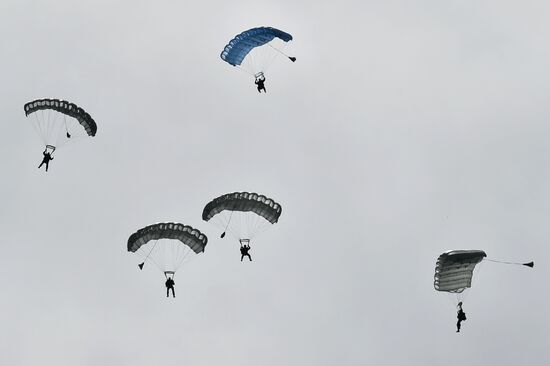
[38, 151, 53, 171]
[165, 278, 175, 298]
[255, 78, 266, 93]
[240, 245, 252, 261]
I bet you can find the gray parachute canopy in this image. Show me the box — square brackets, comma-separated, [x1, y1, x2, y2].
[24, 98, 97, 136]
[434, 250, 487, 293]
[202, 192, 282, 224]
[127, 222, 207, 254]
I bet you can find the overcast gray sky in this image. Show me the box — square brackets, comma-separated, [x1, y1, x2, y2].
[1, 0, 549, 365]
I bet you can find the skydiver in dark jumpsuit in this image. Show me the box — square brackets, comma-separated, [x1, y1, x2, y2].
[240, 244, 252, 261]
[38, 149, 54, 172]
[165, 277, 175, 298]
[456, 302, 467, 332]
[255, 75, 266, 93]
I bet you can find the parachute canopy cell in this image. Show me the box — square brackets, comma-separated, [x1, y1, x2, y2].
[434, 250, 487, 293]
[202, 192, 282, 224]
[24, 99, 97, 137]
[221, 27, 293, 67]
[127, 222, 207, 254]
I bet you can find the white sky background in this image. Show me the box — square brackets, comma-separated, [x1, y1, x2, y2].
[1, 0, 549, 365]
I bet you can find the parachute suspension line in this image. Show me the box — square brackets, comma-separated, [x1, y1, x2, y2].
[242, 42, 272, 75]
[44, 109, 55, 144]
[221, 209, 235, 238]
[458, 259, 484, 305]
[236, 66, 255, 77]
[172, 240, 186, 272]
[43, 110, 52, 142]
[240, 50, 254, 76]
[248, 210, 271, 240]
[443, 292, 462, 309]
[240, 210, 249, 241]
[53, 112, 70, 148]
[64, 115, 71, 139]
[213, 212, 234, 240]
[234, 210, 245, 243]
[252, 43, 275, 74]
[176, 244, 195, 271]
[268, 43, 296, 62]
[148, 254, 163, 271]
[168, 240, 179, 272]
[47, 109, 61, 146]
[30, 113, 44, 144]
[249, 210, 262, 240]
[42, 109, 51, 144]
[49, 110, 57, 145]
[30, 108, 81, 150]
[249, 48, 257, 73]
[258, 218, 273, 239]
[54, 112, 64, 147]
[264, 45, 283, 73]
[38, 109, 48, 143]
[139, 239, 160, 269]
[485, 259, 534, 268]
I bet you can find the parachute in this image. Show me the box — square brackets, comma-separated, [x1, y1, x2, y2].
[434, 250, 534, 303]
[24, 99, 97, 151]
[127, 222, 207, 276]
[434, 250, 487, 294]
[202, 192, 281, 248]
[221, 27, 295, 80]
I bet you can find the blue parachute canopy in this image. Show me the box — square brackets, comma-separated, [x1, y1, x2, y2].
[221, 27, 293, 66]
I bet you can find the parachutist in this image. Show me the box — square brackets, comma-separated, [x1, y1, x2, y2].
[435, 250, 532, 332]
[165, 277, 175, 298]
[255, 75, 266, 93]
[38, 149, 54, 172]
[456, 302, 466, 332]
[221, 27, 293, 91]
[240, 244, 252, 261]
[128, 223, 207, 296]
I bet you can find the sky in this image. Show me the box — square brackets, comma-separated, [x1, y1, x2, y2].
[1, 0, 549, 365]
